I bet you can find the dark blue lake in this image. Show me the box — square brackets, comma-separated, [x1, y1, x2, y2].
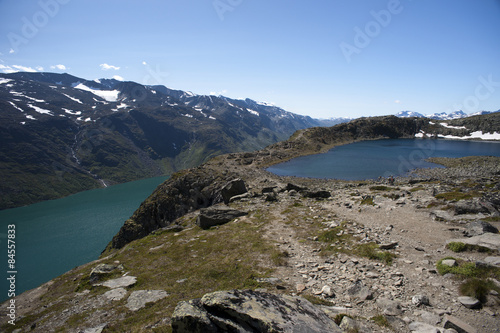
[267, 139, 500, 180]
[0, 176, 167, 302]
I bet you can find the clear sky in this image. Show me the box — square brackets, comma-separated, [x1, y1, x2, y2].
[1, 0, 499, 118]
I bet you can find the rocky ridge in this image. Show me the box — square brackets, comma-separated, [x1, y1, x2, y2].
[1, 115, 500, 332]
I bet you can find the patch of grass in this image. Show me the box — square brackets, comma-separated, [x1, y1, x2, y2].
[353, 242, 396, 265]
[383, 193, 401, 200]
[436, 257, 500, 280]
[482, 216, 500, 223]
[435, 191, 478, 201]
[8, 207, 287, 332]
[446, 242, 493, 253]
[360, 196, 375, 206]
[270, 250, 290, 266]
[302, 294, 334, 306]
[459, 278, 499, 303]
[370, 185, 398, 192]
[446, 242, 468, 253]
[436, 257, 480, 277]
[371, 314, 390, 328]
[409, 186, 425, 192]
[426, 201, 444, 209]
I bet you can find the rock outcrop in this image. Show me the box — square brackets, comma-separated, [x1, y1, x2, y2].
[196, 206, 248, 229]
[171, 289, 342, 333]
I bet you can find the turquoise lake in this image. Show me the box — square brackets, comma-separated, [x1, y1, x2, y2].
[267, 139, 500, 180]
[0, 176, 167, 302]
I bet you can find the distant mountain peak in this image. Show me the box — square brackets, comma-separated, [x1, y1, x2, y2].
[396, 109, 497, 120]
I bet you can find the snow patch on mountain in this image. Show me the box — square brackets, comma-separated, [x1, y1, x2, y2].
[74, 83, 120, 102]
[62, 93, 83, 104]
[28, 104, 53, 116]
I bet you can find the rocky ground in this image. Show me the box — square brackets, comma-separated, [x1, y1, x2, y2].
[1, 153, 500, 332]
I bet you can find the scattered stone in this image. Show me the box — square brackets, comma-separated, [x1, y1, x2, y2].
[457, 296, 481, 309]
[82, 324, 108, 333]
[376, 298, 403, 316]
[443, 315, 478, 333]
[196, 206, 247, 229]
[89, 263, 122, 283]
[408, 321, 440, 333]
[347, 280, 373, 301]
[339, 316, 358, 332]
[412, 295, 430, 307]
[100, 276, 137, 289]
[320, 285, 335, 298]
[171, 289, 342, 332]
[441, 259, 457, 267]
[126, 290, 168, 311]
[421, 311, 441, 325]
[103, 288, 127, 301]
[296, 284, 306, 293]
[380, 241, 399, 250]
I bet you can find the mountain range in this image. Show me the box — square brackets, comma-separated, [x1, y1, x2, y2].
[1, 71, 499, 210]
[0, 72, 350, 209]
[396, 109, 498, 120]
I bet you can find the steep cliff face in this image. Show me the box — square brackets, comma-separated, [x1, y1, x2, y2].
[107, 116, 432, 251]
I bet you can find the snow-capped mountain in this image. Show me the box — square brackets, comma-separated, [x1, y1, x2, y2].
[395, 111, 425, 118]
[0, 72, 337, 209]
[396, 109, 497, 120]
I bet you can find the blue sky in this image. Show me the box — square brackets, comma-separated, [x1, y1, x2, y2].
[1, 0, 499, 118]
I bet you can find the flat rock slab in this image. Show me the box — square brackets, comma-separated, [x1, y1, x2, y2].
[447, 233, 500, 251]
[100, 276, 137, 289]
[196, 206, 248, 229]
[104, 288, 127, 301]
[457, 296, 481, 309]
[126, 290, 169, 311]
[443, 315, 478, 333]
[171, 289, 342, 333]
[484, 256, 500, 267]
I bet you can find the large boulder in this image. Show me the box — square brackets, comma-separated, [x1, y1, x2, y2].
[221, 178, 247, 204]
[196, 206, 248, 229]
[171, 289, 342, 333]
[464, 220, 498, 237]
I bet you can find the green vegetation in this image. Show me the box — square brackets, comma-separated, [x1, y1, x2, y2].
[436, 257, 500, 304]
[446, 242, 492, 253]
[1, 207, 289, 332]
[435, 191, 476, 201]
[354, 243, 396, 265]
[482, 216, 500, 223]
[316, 223, 396, 265]
[360, 196, 375, 206]
[459, 278, 500, 303]
[369, 185, 398, 192]
[371, 314, 390, 328]
[301, 294, 334, 306]
[446, 242, 468, 253]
